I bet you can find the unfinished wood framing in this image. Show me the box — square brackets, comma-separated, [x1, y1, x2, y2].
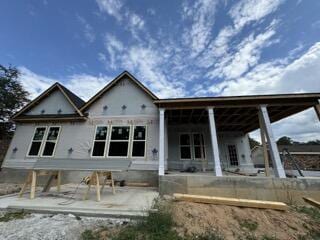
[19, 170, 62, 199]
[173, 193, 288, 211]
[83, 171, 115, 202]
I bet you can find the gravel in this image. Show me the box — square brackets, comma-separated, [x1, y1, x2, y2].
[0, 211, 129, 240]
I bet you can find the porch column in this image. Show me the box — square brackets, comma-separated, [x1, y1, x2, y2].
[208, 107, 222, 176]
[314, 100, 320, 121]
[159, 108, 165, 176]
[258, 112, 270, 177]
[259, 105, 286, 178]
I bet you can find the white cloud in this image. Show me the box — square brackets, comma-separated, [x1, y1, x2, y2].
[182, 0, 218, 57]
[18, 67, 111, 101]
[95, 0, 123, 21]
[77, 15, 96, 43]
[208, 27, 276, 79]
[229, 0, 285, 30]
[104, 34, 124, 69]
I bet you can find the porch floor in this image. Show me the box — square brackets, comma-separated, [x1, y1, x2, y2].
[0, 184, 158, 218]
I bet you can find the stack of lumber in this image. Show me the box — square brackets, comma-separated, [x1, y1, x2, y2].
[173, 193, 288, 211]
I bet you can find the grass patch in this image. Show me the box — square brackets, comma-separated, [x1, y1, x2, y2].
[80, 229, 99, 240]
[0, 211, 28, 222]
[296, 206, 320, 222]
[239, 219, 258, 232]
[112, 200, 181, 240]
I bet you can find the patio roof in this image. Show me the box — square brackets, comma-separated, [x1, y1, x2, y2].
[157, 93, 320, 133]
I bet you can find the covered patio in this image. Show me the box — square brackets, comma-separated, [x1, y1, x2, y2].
[155, 93, 320, 179]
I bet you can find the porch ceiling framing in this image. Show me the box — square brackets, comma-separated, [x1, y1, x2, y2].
[156, 93, 320, 133]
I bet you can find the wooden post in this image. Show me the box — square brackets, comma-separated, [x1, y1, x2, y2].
[159, 108, 165, 176]
[259, 105, 286, 178]
[208, 107, 222, 176]
[95, 171, 101, 202]
[259, 112, 270, 177]
[314, 104, 320, 121]
[57, 171, 61, 192]
[19, 171, 32, 198]
[30, 171, 37, 199]
[110, 172, 115, 195]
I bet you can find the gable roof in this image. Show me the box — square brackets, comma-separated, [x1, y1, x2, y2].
[11, 82, 85, 120]
[80, 71, 158, 111]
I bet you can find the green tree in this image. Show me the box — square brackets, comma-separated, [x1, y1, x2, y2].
[0, 65, 29, 138]
[276, 136, 293, 145]
[249, 137, 260, 149]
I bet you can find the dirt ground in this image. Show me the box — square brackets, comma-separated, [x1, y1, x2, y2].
[0, 183, 21, 196]
[172, 201, 320, 240]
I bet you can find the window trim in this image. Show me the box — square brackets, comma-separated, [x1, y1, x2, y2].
[107, 125, 131, 158]
[179, 133, 192, 160]
[130, 125, 147, 159]
[40, 126, 61, 157]
[91, 125, 109, 158]
[26, 126, 48, 157]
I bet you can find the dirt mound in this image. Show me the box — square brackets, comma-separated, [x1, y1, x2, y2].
[172, 201, 320, 240]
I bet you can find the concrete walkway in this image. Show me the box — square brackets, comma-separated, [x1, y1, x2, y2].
[0, 184, 158, 218]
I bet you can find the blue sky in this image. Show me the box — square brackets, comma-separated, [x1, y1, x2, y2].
[1, 0, 320, 141]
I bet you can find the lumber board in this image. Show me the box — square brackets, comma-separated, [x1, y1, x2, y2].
[303, 197, 320, 209]
[125, 182, 151, 187]
[173, 193, 288, 211]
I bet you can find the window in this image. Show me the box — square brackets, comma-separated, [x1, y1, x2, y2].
[131, 126, 146, 157]
[28, 127, 47, 156]
[41, 126, 61, 157]
[180, 134, 191, 159]
[92, 126, 108, 157]
[228, 145, 239, 166]
[108, 126, 130, 157]
[193, 133, 206, 159]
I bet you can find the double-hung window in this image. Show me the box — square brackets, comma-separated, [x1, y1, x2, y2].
[131, 126, 146, 157]
[180, 134, 192, 159]
[41, 126, 61, 157]
[108, 126, 130, 157]
[92, 126, 108, 157]
[28, 127, 47, 156]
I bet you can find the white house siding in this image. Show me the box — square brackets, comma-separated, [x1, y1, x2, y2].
[3, 77, 160, 172]
[25, 90, 77, 115]
[167, 124, 253, 171]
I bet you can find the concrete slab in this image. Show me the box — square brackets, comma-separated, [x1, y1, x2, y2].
[0, 184, 158, 218]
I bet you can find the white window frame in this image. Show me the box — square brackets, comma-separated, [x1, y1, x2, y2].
[107, 125, 131, 158]
[192, 133, 206, 161]
[26, 126, 48, 157]
[130, 125, 147, 159]
[179, 133, 192, 160]
[40, 126, 61, 157]
[91, 125, 109, 158]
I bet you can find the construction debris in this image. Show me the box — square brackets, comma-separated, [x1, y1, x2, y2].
[173, 193, 288, 211]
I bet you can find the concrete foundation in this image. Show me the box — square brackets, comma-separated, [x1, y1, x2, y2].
[159, 174, 320, 205]
[0, 168, 158, 187]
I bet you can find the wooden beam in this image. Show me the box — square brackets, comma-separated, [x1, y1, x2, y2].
[95, 171, 101, 202]
[303, 197, 320, 209]
[57, 171, 61, 192]
[314, 104, 320, 121]
[30, 171, 37, 199]
[173, 193, 288, 211]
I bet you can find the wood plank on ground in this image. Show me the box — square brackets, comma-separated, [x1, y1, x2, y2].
[173, 193, 288, 211]
[303, 197, 320, 209]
